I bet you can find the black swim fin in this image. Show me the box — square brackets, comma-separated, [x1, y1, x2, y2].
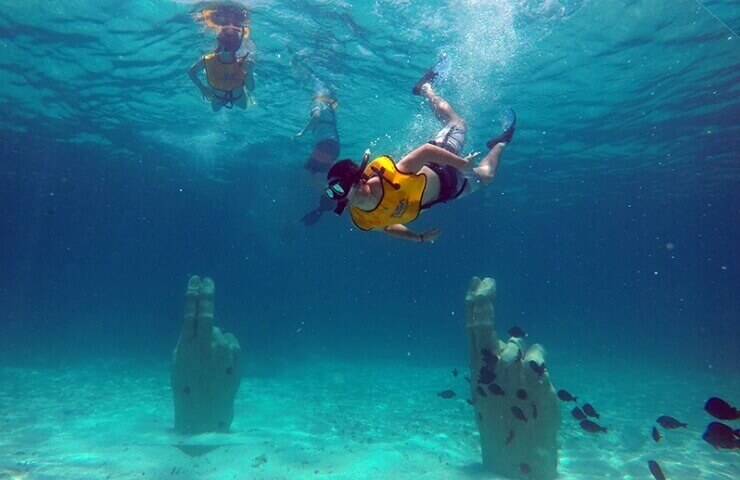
[300, 209, 323, 226]
[412, 56, 446, 96]
[300, 195, 334, 226]
[486, 108, 516, 149]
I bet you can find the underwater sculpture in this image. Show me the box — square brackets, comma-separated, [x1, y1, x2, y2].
[171, 276, 242, 434]
[465, 277, 561, 479]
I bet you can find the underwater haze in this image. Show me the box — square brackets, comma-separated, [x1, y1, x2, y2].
[0, 0, 738, 479]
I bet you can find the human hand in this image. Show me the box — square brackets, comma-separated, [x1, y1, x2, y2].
[421, 228, 440, 243]
[463, 151, 481, 168]
[200, 86, 215, 101]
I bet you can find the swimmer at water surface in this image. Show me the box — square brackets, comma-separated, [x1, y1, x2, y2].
[188, 25, 255, 111]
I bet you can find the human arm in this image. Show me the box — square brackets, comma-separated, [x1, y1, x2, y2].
[397, 143, 477, 174]
[383, 224, 440, 243]
[294, 115, 318, 139]
[242, 55, 255, 92]
[187, 58, 214, 100]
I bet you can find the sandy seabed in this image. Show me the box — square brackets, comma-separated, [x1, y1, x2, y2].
[0, 358, 737, 480]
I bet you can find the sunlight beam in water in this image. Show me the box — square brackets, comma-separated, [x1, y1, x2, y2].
[444, 0, 517, 107]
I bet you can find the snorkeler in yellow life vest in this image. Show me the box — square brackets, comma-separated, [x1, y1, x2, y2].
[324, 58, 516, 244]
[188, 26, 255, 111]
[346, 156, 427, 231]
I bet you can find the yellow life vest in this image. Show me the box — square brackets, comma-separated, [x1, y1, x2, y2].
[349, 156, 427, 231]
[204, 53, 246, 91]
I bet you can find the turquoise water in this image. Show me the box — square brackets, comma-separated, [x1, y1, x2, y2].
[0, 1, 738, 479]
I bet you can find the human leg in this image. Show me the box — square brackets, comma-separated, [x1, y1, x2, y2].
[305, 139, 340, 174]
[211, 98, 224, 111]
[422, 84, 468, 160]
[233, 89, 248, 109]
[421, 83, 466, 129]
[301, 139, 340, 226]
[210, 89, 229, 111]
[472, 108, 516, 183]
[472, 142, 506, 184]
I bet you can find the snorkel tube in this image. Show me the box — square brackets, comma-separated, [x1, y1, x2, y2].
[357, 149, 371, 178]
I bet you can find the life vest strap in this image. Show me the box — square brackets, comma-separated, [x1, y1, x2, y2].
[370, 166, 400, 190]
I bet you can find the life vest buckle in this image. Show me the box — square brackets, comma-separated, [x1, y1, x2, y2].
[370, 165, 400, 190]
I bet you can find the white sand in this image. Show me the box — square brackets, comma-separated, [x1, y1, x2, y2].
[0, 359, 736, 479]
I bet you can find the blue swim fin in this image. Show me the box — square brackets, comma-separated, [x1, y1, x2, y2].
[412, 55, 447, 96]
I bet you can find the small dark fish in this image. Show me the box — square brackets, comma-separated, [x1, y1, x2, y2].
[476, 385, 487, 397]
[511, 406, 527, 422]
[702, 422, 740, 450]
[657, 415, 686, 429]
[508, 326, 526, 338]
[452, 368, 458, 377]
[505, 429, 514, 445]
[583, 403, 600, 419]
[532, 403, 538, 419]
[481, 348, 494, 363]
[466, 398, 474, 406]
[481, 348, 499, 369]
[571, 406, 586, 420]
[516, 349, 523, 362]
[557, 389, 577, 402]
[647, 460, 666, 480]
[478, 365, 496, 385]
[528, 361, 545, 377]
[488, 354, 499, 369]
[488, 383, 505, 396]
[519, 463, 531, 475]
[651, 425, 661, 442]
[705, 397, 739, 421]
[437, 390, 456, 399]
[516, 389, 528, 400]
[580, 419, 607, 433]
[464, 376, 471, 384]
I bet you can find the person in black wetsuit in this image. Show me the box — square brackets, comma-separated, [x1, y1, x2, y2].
[294, 92, 341, 226]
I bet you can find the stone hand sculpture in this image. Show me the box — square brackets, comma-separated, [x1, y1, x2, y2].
[171, 276, 242, 434]
[465, 277, 560, 479]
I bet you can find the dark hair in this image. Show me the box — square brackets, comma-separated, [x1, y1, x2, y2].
[216, 26, 243, 53]
[327, 159, 360, 182]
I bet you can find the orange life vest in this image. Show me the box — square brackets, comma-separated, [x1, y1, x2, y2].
[204, 53, 246, 91]
[349, 156, 427, 231]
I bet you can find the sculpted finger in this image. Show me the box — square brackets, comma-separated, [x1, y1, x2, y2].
[182, 276, 201, 341]
[196, 277, 215, 342]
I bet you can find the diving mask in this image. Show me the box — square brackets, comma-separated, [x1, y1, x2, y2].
[324, 178, 351, 200]
[325, 150, 371, 215]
